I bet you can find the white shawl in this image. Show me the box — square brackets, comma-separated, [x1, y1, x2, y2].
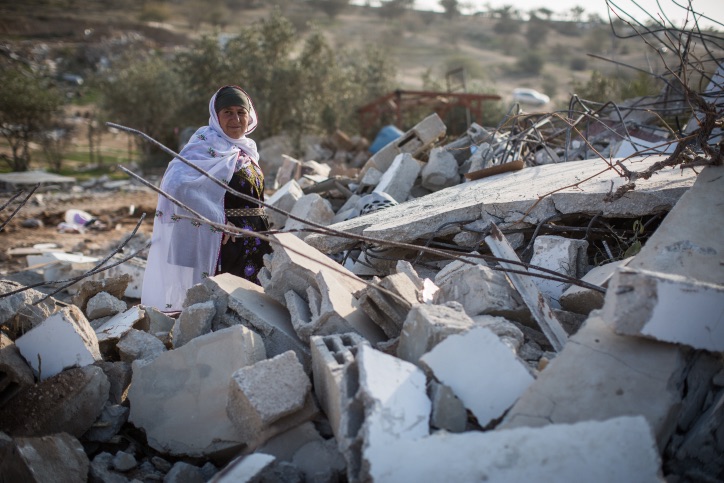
[141, 86, 259, 311]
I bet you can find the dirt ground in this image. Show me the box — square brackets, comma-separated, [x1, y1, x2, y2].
[0, 188, 158, 277]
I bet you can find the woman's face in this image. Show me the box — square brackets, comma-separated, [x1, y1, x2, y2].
[217, 106, 249, 139]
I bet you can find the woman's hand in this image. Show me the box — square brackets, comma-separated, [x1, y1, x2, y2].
[222, 222, 239, 245]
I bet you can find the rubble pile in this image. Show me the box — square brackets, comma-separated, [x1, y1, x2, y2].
[1, 66, 723, 481]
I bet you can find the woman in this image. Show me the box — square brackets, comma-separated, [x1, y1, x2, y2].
[141, 85, 273, 312]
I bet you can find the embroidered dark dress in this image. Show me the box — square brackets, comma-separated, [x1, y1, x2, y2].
[217, 160, 273, 284]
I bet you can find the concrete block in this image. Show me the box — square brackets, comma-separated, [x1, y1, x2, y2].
[172, 300, 215, 348]
[433, 260, 524, 317]
[262, 233, 367, 304]
[206, 273, 311, 374]
[0, 332, 34, 407]
[227, 351, 312, 444]
[15, 305, 101, 381]
[357, 166, 383, 189]
[421, 146, 460, 191]
[72, 273, 131, 313]
[369, 416, 662, 482]
[0, 365, 109, 438]
[143, 304, 175, 339]
[363, 113, 446, 173]
[603, 267, 724, 352]
[560, 257, 632, 314]
[420, 327, 534, 428]
[310, 333, 367, 441]
[0, 433, 89, 483]
[273, 154, 302, 190]
[116, 328, 167, 362]
[0, 280, 61, 337]
[95, 360, 132, 405]
[128, 326, 266, 457]
[85, 291, 128, 320]
[501, 315, 686, 448]
[340, 344, 429, 482]
[429, 381, 467, 433]
[265, 179, 304, 230]
[529, 235, 589, 308]
[397, 302, 476, 365]
[83, 401, 129, 442]
[284, 193, 335, 239]
[374, 153, 422, 202]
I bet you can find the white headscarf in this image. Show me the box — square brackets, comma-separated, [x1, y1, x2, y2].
[141, 86, 261, 311]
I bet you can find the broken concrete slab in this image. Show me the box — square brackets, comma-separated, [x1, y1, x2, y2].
[0, 365, 109, 438]
[306, 154, 697, 254]
[528, 235, 589, 308]
[373, 153, 422, 202]
[500, 315, 686, 448]
[127, 325, 266, 458]
[603, 267, 724, 352]
[396, 302, 476, 365]
[625, 165, 724, 285]
[560, 257, 633, 314]
[204, 273, 311, 374]
[340, 344, 430, 482]
[273, 154, 302, 190]
[0, 432, 89, 483]
[420, 326, 535, 428]
[369, 416, 662, 482]
[15, 305, 101, 381]
[89, 255, 146, 299]
[0, 332, 34, 407]
[94, 305, 145, 355]
[0, 280, 61, 336]
[227, 350, 316, 448]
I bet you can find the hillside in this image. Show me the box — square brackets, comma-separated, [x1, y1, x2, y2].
[0, 1, 669, 112]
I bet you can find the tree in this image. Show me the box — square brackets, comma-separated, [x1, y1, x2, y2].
[378, 0, 414, 19]
[526, 16, 549, 48]
[537, 7, 553, 21]
[570, 5, 585, 23]
[440, 0, 460, 20]
[100, 54, 184, 163]
[0, 67, 65, 171]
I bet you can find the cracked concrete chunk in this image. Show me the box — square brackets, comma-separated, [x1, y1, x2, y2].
[434, 260, 523, 317]
[15, 305, 101, 381]
[372, 416, 662, 482]
[283, 193, 335, 240]
[397, 302, 476, 365]
[341, 344, 429, 482]
[420, 327, 534, 428]
[421, 146, 460, 191]
[429, 381, 467, 433]
[0, 365, 109, 438]
[228, 351, 311, 438]
[116, 328, 166, 362]
[0, 432, 89, 483]
[374, 152, 422, 202]
[604, 267, 724, 351]
[501, 315, 686, 448]
[0, 280, 62, 337]
[85, 291, 128, 320]
[172, 300, 215, 349]
[560, 257, 633, 314]
[128, 326, 266, 457]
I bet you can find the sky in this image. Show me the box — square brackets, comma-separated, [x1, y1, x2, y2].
[405, 0, 723, 29]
